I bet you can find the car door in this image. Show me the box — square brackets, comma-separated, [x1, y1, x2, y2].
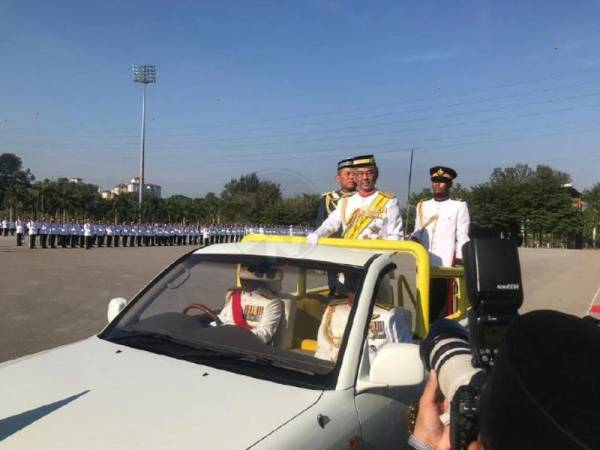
[251, 389, 362, 450]
[352, 261, 424, 449]
[354, 382, 419, 449]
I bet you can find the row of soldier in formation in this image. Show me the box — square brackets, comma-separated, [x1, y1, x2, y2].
[1, 219, 312, 250]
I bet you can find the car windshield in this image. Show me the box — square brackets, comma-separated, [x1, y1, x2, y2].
[100, 253, 366, 389]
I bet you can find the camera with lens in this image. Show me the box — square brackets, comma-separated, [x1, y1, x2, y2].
[419, 238, 523, 450]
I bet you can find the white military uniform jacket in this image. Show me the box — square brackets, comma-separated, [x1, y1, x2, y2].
[309, 190, 403, 241]
[315, 301, 412, 362]
[218, 287, 283, 344]
[26, 220, 37, 235]
[411, 198, 470, 267]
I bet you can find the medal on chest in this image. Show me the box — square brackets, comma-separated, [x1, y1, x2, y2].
[243, 304, 265, 322]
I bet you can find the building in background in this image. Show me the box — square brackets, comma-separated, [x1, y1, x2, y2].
[111, 183, 128, 197]
[103, 177, 162, 199]
[99, 190, 113, 200]
[126, 177, 162, 198]
[100, 177, 162, 200]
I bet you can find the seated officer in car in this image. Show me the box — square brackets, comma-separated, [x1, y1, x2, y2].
[314, 275, 412, 362]
[217, 265, 284, 344]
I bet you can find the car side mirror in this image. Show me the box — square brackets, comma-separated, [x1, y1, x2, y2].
[107, 297, 127, 323]
[369, 343, 425, 386]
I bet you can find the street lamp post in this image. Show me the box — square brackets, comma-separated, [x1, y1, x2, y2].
[132, 64, 156, 222]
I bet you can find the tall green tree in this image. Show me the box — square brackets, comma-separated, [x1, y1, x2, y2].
[221, 173, 282, 223]
[583, 183, 600, 247]
[0, 153, 35, 211]
[470, 164, 580, 247]
[470, 164, 533, 239]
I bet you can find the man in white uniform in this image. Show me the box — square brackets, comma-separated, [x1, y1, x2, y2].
[15, 217, 24, 246]
[59, 221, 68, 248]
[39, 218, 49, 249]
[217, 265, 284, 345]
[315, 157, 356, 228]
[411, 166, 470, 320]
[96, 222, 105, 247]
[308, 154, 403, 242]
[83, 219, 93, 249]
[26, 217, 38, 249]
[315, 276, 412, 363]
[411, 166, 470, 267]
[48, 218, 58, 248]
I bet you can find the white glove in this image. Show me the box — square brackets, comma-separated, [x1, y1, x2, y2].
[306, 233, 319, 245]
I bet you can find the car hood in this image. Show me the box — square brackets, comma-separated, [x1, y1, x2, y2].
[0, 337, 322, 450]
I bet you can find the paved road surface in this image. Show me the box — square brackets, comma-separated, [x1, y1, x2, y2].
[1, 236, 599, 362]
[0, 236, 191, 363]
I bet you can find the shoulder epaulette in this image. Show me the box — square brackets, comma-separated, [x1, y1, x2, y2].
[374, 301, 393, 311]
[378, 191, 396, 199]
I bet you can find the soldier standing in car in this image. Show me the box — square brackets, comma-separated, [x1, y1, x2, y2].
[411, 166, 470, 266]
[410, 166, 470, 319]
[314, 157, 357, 294]
[315, 158, 357, 227]
[308, 155, 403, 242]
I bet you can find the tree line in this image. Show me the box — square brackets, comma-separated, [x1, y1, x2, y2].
[1, 153, 598, 247]
[0, 154, 320, 225]
[408, 164, 597, 248]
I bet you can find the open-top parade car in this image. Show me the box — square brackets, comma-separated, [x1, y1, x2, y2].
[0, 235, 467, 449]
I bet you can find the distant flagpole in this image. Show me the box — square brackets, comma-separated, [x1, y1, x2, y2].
[404, 148, 414, 239]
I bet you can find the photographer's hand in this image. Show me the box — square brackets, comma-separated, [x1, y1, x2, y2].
[412, 371, 451, 450]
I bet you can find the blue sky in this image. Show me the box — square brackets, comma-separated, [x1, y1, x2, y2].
[1, 0, 600, 201]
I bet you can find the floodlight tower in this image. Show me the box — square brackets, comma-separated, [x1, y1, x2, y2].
[132, 64, 156, 222]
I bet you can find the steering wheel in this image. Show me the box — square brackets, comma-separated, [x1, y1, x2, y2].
[183, 303, 223, 325]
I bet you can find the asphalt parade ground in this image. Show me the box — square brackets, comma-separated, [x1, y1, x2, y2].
[1, 235, 599, 363]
